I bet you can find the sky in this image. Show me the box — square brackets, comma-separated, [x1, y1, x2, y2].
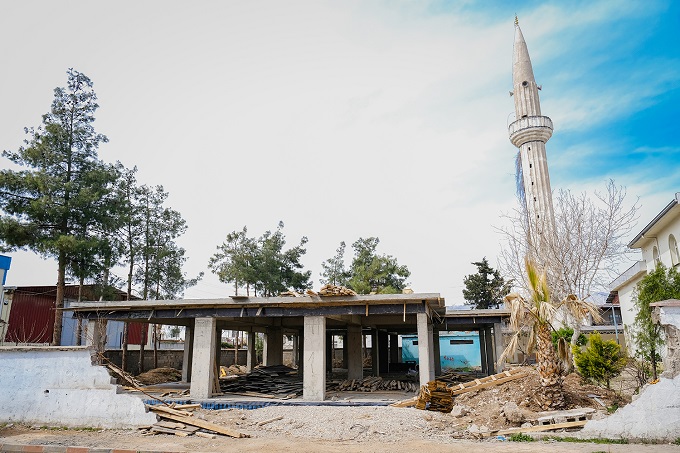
[0, 0, 678, 305]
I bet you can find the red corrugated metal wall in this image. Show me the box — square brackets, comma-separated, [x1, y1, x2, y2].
[4, 285, 143, 344]
[4, 286, 56, 343]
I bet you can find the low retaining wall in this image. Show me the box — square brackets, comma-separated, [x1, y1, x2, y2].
[0, 346, 157, 428]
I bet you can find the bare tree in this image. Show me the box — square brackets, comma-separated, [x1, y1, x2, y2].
[498, 180, 637, 344]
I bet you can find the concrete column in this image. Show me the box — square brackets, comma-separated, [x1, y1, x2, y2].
[215, 328, 222, 370]
[303, 316, 326, 401]
[85, 319, 107, 356]
[182, 325, 193, 382]
[416, 312, 435, 386]
[264, 328, 283, 366]
[433, 330, 442, 377]
[493, 323, 505, 373]
[190, 317, 217, 399]
[485, 326, 495, 375]
[377, 331, 388, 375]
[389, 334, 399, 369]
[479, 329, 488, 375]
[297, 331, 304, 376]
[246, 331, 256, 372]
[347, 324, 363, 380]
[326, 333, 333, 372]
[292, 334, 299, 367]
[370, 329, 378, 376]
[342, 333, 348, 369]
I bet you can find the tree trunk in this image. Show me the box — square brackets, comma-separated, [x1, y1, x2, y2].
[121, 322, 128, 371]
[52, 252, 66, 346]
[535, 323, 565, 410]
[153, 324, 158, 369]
[139, 325, 146, 374]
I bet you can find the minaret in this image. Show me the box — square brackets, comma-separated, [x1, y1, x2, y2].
[509, 18, 555, 243]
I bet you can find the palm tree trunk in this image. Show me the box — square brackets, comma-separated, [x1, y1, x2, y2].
[535, 323, 565, 410]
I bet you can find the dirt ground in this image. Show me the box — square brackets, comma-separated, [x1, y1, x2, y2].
[2, 366, 673, 452]
[2, 420, 679, 453]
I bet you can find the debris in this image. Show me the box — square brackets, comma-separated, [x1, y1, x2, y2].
[449, 368, 526, 395]
[416, 381, 454, 413]
[136, 367, 182, 385]
[331, 376, 419, 393]
[318, 284, 357, 296]
[151, 410, 249, 438]
[257, 415, 284, 426]
[482, 420, 587, 437]
[147, 404, 249, 438]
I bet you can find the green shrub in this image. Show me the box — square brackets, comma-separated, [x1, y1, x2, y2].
[573, 331, 626, 388]
[509, 433, 534, 442]
[552, 327, 587, 349]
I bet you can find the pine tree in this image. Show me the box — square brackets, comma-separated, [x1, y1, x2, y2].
[573, 332, 626, 388]
[462, 257, 511, 309]
[0, 69, 114, 345]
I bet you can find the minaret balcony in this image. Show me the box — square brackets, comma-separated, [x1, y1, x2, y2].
[509, 115, 553, 147]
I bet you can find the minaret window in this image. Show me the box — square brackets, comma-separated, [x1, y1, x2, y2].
[522, 81, 528, 87]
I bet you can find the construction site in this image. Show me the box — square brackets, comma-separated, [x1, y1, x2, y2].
[1, 3, 680, 452]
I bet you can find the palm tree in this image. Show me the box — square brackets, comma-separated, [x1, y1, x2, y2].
[500, 258, 601, 410]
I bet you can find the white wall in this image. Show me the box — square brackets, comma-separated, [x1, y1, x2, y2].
[0, 346, 157, 428]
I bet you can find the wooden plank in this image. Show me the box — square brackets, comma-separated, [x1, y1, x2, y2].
[154, 412, 249, 438]
[148, 405, 194, 417]
[257, 416, 284, 426]
[484, 421, 587, 437]
[450, 373, 526, 395]
[172, 403, 202, 411]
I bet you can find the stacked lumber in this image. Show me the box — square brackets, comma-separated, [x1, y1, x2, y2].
[318, 284, 357, 296]
[416, 381, 454, 413]
[220, 365, 302, 397]
[145, 403, 248, 438]
[279, 290, 302, 297]
[331, 376, 419, 392]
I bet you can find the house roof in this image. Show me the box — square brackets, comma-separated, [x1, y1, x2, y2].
[629, 193, 680, 249]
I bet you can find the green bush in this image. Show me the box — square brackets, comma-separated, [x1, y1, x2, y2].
[551, 327, 587, 349]
[509, 433, 534, 442]
[573, 332, 626, 388]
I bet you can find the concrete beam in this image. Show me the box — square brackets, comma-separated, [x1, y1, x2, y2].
[190, 317, 217, 399]
[416, 312, 435, 386]
[303, 316, 326, 401]
[347, 324, 363, 380]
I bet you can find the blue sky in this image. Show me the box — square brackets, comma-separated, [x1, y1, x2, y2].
[0, 1, 678, 303]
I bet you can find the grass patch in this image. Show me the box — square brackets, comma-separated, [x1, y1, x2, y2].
[544, 436, 628, 444]
[674, 438, 680, 445]
[509, 433, 534, 442]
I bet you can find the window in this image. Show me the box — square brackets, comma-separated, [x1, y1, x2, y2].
[412, 340, 418, 345]
[450, 339, 474, 345]
[670, 235, 679, 266]
[653, 246, 660, 265]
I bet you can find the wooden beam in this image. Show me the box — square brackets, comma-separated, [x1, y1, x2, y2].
[152, 411, 249, 438]
[483, 420, 587, 437]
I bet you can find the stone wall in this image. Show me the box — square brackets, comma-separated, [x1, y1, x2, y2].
[653, 303, 680, 378]
[0, 346, 157, 428]
[105, 348, 248, 375]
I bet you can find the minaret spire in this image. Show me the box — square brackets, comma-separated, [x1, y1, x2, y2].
[508, 21, 555, 252]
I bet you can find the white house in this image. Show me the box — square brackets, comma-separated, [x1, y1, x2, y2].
[612, 192, 680, 354]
